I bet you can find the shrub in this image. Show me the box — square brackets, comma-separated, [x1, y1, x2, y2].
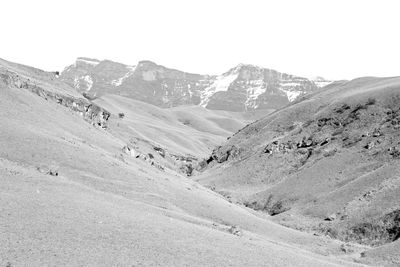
[334, 103, 351, 114]
[366, 97, 376, 105]
[118, 113, 125, 119]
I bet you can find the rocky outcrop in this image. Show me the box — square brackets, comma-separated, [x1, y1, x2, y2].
[258, 98, 400, 168]
[206, 145, 241, 164]
[244, 195, 292, 216]
[122, 145, 139, 158]
[169, 153, 198, 163]
[179, 163, 194, 177]
[122, 145, 165, 171]
[37, 165, 59, 176]
[0, 70, 110, 128]
[121, 141, 199, 175]
[153, 146, 166, 158]
[321, 209, 400, 246]
[169, 153, 198, 176]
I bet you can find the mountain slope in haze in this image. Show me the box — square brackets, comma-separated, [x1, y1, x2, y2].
[197, 76, 400, 265]
[0, 58, 363, 266]
[60, 57, 331, 111]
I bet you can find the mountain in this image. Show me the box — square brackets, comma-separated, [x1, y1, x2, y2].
[197, 76, 400, 265]
[60, 58, 330, 112]
[1, 58, 362, 266]
[200, 63, 323, 111]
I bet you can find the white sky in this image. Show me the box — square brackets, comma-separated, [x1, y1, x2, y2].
[1, 0, 399, 80]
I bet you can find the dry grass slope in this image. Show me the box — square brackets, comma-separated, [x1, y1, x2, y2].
[197, 76, 400, 266]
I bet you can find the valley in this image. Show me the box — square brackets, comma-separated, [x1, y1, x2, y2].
[1, 57, 399, 267]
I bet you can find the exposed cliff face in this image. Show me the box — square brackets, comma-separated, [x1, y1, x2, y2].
[0, 67, 110, 128]
[201, 64, 319, 111]
[61, 58, 211, 108]
[60, 58, 328, 112]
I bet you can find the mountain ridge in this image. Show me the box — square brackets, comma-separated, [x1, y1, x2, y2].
[60, 58, 333, 112]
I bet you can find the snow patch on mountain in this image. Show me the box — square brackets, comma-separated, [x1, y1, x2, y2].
[313, 80, 333, 88]
[280, 82, 301, 87]
[73, 75, 93, 91]
[278, 80, 307, 101]
[61, 58, 325, 111]
[111, 65, 136, 86]
[73, 77, 79, 89]
[309, 76, 334, 88]
[83, 75, 93, 91]
[245, 80, 266, 109]
[280, 88, 302, 102]
[200, 73, 238, 107]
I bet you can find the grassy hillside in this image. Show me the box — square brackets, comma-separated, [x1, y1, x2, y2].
[93, 94, 256, 157]
[197, 76, 400, 266]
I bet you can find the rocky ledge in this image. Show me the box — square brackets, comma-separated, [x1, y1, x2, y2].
[0, 70, 110, 128]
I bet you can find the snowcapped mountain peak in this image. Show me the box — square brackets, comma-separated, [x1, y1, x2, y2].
[60, 58, 325, 111]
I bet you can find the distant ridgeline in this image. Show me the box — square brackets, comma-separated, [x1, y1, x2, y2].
[60, 57, 333, 112]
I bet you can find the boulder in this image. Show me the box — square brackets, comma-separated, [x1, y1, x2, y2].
[37, 165, 59, 176]
[324, 213, 337, 221]
[122, 145, 139, 158]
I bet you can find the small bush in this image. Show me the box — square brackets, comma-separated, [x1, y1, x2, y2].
[324, 227, 339, 239]
[334, 103, 351, 114]
[118, 113, 125, 119]
[285, 124, 296, 131]
[366, 97, 376, 105]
